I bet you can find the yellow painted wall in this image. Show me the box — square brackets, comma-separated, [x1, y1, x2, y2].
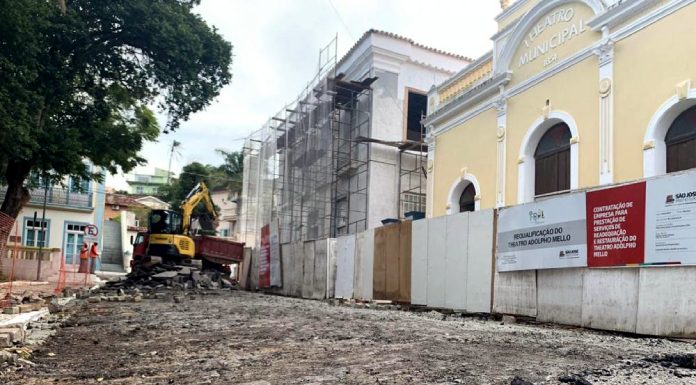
[432, 1, 696, 216]
[505, 56, 599, 204]
[612, 3, 696, 182]
[432, 108, 498, 216]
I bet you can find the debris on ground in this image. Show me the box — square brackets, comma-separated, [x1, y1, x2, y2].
[102, 260, 238, 294]
[3, 291, 696, 384]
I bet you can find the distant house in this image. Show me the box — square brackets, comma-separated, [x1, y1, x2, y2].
[1, 172, 106, 278]
[210, 189, 238, 239]
[134, 195, 170, 211]
[104, 193, 148, 223]
[126, 168, 173, 195]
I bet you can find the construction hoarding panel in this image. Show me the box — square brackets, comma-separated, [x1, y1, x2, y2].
[497, 193, 587, 272]
[258, 224, 271, 288]
[645, 171, 696, 265]
[372, 222, 411, 303]
[587, 182, 646, 267]
[269, 220, 282, 287]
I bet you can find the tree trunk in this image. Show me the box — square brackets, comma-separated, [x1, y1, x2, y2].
[1, 161, 32, 219]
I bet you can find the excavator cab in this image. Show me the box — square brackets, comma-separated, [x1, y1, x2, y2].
[145, 183, 216, 263]
[148, 210, 183, 235]
[146, 209, 195, 262]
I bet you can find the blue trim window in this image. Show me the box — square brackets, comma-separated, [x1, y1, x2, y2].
[23, 218, 50, 247]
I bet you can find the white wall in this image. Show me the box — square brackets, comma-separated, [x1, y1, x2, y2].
[413, 209, 495, 312]
[10, 206, 97, 252]
[335, 235, 356, 299]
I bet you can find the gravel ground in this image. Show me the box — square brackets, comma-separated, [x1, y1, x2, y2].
[3, 290, 696, 385]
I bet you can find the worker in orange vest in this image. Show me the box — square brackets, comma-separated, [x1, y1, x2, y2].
[78, 242, 90, 273]
[89, 242, 100, 274]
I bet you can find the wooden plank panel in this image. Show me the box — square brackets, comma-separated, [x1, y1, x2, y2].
[384, 224, 401, 301]
[398, 220, 412, 303]
[373, 226, 388, 300]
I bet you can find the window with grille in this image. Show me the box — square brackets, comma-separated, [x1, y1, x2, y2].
[401, 192, 426, 217]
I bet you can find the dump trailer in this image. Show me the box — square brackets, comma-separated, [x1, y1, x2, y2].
[132, 232, 244, 273]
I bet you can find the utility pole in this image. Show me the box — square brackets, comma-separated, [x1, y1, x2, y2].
[167, 140, 181, 184]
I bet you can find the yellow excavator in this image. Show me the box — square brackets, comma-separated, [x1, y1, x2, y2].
[146, 182, 221, 264]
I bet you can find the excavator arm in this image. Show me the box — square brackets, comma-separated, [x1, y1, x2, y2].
[181, 182, 218, 235]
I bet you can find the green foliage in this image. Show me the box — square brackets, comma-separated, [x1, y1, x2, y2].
[0, 0, 232, 217]
[214, 149, 244, 194]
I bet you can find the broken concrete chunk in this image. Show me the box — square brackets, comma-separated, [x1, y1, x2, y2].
[3, 307, 19, 315]
[152, 271, 179, 279]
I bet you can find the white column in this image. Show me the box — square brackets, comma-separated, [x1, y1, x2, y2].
[494, 97, 507, 208]
[594, 32, 614, 185]
[425, 127, 436, 218]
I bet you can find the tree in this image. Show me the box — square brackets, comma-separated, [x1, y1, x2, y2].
[0, 0, 233, 218]
[214, 149, 244, 194]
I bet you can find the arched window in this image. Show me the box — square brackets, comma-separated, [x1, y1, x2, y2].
[666, 105, 696, 173]
[458, 183, 476, 212]
[534, 123, 571, 196]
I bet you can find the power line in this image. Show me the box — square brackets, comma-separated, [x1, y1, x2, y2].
[327, 0, 355, 41]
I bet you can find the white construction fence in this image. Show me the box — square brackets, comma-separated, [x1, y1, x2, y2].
[238, 170, 696, 338]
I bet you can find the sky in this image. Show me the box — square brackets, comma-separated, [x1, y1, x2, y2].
[106, 0, 502, 190]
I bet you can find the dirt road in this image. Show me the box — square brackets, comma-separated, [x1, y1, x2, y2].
[3, 290, 696, 384]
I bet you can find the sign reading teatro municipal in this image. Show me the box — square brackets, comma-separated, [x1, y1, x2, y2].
[511, 3, 596, 80]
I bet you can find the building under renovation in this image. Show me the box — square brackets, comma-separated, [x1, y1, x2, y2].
[240, 30, 469, 246]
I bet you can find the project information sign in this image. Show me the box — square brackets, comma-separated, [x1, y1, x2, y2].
[259, 224, 271, 288]
[586, 182, 646, 267]
[497, 193, 587, 272]
[645, 171, 696, 265]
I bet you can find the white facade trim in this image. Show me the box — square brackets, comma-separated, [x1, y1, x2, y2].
[643, 89, 696, 177]
[495, 0, 531, 23]
[587, 0, 662, 31]
[446, 173, 482, 214]
[430, 0, 691, 139]
[517, 110, 580, 204]
[495, 0, 606, 76]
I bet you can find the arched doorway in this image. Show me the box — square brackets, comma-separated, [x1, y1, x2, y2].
[666, 105, 696, 173]
[534, 123, 572, 196]
[458, 183, 476, 212]
[447, 173, 480, 214]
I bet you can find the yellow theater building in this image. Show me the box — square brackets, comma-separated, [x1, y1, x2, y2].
[424, 0, 696, 216]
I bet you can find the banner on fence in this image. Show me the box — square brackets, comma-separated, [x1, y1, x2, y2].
[269, 220, 281, 287]
[586, 182, 646, 267]
[497, 193, 587, 272]
[259, 224, 271, 288]
[645, 171, 696, 265]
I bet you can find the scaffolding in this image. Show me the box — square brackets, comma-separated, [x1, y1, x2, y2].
[239, 37, 374, 247]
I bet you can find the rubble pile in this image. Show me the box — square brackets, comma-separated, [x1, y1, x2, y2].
[102, 259, 237, 296]
[2, 291, 54, 315]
